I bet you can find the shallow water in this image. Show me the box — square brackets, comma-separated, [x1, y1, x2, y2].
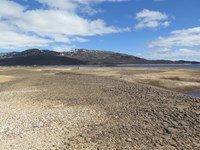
[116, 64, 200, 69]
[185, 90, 200, 98]
[43, 64, 200, 69]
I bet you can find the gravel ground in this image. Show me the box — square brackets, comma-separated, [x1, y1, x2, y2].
[0, 68, 199, 150]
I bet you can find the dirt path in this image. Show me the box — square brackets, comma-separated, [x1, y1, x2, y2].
[0, 68, 199, 149]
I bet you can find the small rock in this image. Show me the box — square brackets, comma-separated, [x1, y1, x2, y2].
[171, 121, 178, 127]
[170, 140, 177, 147]
[162, 122, 169, 128]
[163, 135, 170, 141]
[134, 137, 139, 140]
[154, 143, 160, 147]
[114, 116, 119, 119]
[164, 127, 171, 134]
[19, 134, 24, 138]
[126, 138, 132, 142]
[79, 134, 84, 137]
[85, 137, 91, 142]
[74, 145, 78, 148]
[179, 121, 187, 126]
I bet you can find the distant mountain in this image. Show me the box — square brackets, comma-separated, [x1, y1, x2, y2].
[13, 49, 60, 57]
[0, 48, 199, 66]
[61, 49, 149, 65]
[0, 49, 59, 58]
[0, 49, 84, 66]
[61, 49, 200, 65]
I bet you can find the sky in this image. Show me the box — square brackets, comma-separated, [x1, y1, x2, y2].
[0, 0, 200, 61]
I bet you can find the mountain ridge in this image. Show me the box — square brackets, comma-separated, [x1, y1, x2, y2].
[0, 48, 199, 66]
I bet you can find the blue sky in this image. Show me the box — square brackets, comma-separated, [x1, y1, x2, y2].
[0, 0, 200, 61]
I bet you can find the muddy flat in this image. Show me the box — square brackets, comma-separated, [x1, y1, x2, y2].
[0, 67, 199, 150]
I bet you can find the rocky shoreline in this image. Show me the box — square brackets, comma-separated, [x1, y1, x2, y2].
[0, 67, 199, 149]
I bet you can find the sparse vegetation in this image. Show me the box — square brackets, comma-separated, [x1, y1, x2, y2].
[53, 67, 200, 92]
[162, 76, 182, 81]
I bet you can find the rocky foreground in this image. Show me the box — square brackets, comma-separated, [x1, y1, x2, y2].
[0, 68, 199, 150]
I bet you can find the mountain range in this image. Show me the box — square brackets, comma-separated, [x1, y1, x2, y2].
[0, 48, 199, 66]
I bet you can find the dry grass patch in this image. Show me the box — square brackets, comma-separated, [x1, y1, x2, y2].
[0, 75, 14, 83]
[53, 68, 200, 92]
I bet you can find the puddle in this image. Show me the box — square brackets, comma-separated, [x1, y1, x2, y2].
[185, 90, 200, 98]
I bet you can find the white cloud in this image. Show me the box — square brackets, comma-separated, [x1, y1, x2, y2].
[149, 26, 200, 48]
[37, 0, 77, 12]
[71, 37, 90, 43]
[142, 26, 200, 61]
[14, 10, 127, 36]
[51, 44, 77, 52]
[140, 48, 200, 61]
[0, 22, 51, 50]
[0, 0, 25, 18]
[72, 0, 128, 4]
[79, 6, 103, 16]
[135, 9, 170, 29]
[36, 0, 128, 15]
[0, 0, 129, 50]
[0, 30, 51, 49]
[37, 0, 128, 8]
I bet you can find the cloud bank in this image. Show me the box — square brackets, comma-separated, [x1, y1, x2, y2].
[135, 9, 170, 29]
[144, 26, 200, 61]
[0, 0, 129, 50]
[149, 27, 200, 48]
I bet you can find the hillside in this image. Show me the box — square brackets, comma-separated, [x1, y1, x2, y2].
[61, 49, 149, 65]
[0, 49, 84, 66]
[0, 48, 199, 66]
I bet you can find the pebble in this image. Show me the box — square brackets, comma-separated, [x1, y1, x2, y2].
[126, 138, 132, 142]
[164, 127, 171, 134]
[134, 137, 139, 140]
[85, 137, 91, 142]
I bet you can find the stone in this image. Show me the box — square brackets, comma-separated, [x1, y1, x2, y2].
[126, 138, 132, 142]
[164, 127, 171, 134]
[85, 137, 91, 142]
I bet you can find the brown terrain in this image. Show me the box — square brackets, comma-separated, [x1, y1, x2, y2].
[0, 67, 199, 150]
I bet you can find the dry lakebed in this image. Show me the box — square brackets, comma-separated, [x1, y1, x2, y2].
[0, 67, 199, 150]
